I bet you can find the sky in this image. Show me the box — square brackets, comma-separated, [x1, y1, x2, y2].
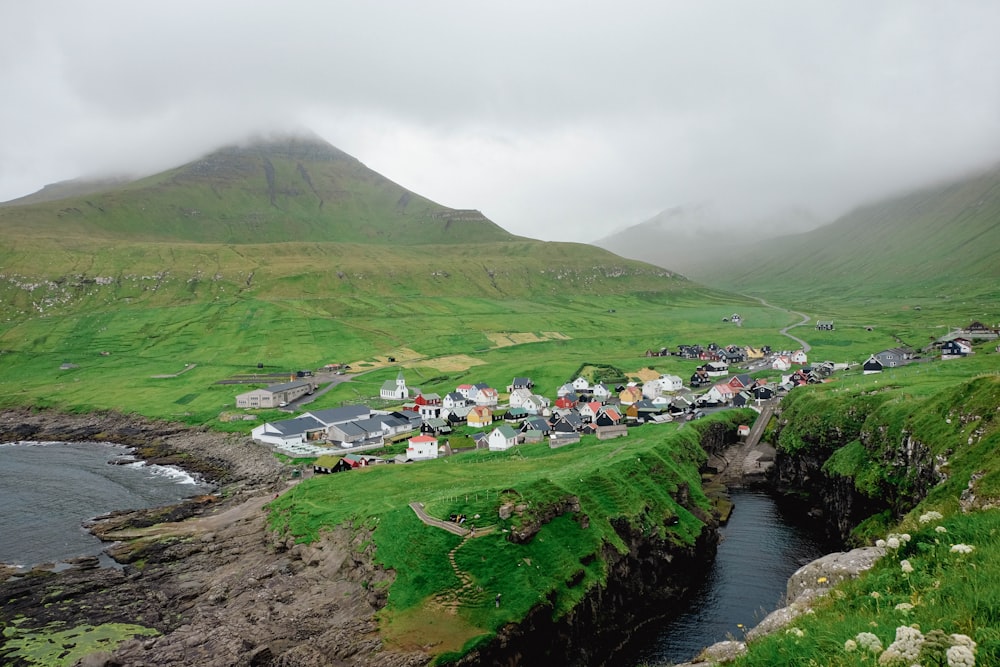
[3, 1, 1000, 242]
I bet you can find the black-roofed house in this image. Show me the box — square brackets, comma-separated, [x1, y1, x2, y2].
[507, 377, 534, 391]
[862, 355, 884, 374]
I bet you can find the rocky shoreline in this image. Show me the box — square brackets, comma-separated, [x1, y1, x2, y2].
[0, 409, 431, 667]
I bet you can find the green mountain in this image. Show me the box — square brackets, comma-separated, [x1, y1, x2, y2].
[716, 164, 1000, 301]
[0, 134, 513, 246]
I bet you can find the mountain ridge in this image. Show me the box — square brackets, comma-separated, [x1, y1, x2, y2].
[0, 134, 515, 246]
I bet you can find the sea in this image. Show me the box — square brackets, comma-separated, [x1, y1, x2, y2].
[0, 440, 215, 569]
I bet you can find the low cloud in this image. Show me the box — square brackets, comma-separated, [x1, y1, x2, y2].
[3, 1, 999, 241]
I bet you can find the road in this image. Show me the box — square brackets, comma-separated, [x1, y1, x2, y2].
[751, 296, 812, 352]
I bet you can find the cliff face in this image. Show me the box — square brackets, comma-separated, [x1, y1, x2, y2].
[449, 426, 730, 667]
[453, 517, 718, 667]
[766, 378, 998, 544]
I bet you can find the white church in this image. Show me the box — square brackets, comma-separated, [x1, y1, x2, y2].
[380, 371, 409, 401]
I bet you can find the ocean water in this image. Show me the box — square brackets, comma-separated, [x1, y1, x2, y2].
[627, 489, 833, 665]
[0, 441, 215, 568]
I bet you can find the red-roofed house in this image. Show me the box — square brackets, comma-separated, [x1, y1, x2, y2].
[406, 434, 439, 460]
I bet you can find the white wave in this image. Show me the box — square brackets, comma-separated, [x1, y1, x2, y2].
[125, 461, 201, 485]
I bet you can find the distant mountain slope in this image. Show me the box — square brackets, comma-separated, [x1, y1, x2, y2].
[0, 135, 514, 245]
[718, 164, 1000, 298]
[594, 205, 822, 279]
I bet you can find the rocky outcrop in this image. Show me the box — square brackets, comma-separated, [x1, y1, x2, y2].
[675, 547, 886, 666]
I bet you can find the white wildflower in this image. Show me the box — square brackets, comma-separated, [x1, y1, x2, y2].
[895, 602, 914, 612]
[936, 526, 948, 534]
[950, 634, 976, 651]
[900, 559, 914, 574]
[946, 644, 976, 667]
[919, 510, 943, 524]
[887, 537, 901, 549]
[879, 647, 905, 665]
[856, 631, 884, 653]
[786, 627, 805, 637]
[845, 639, 858, 652]
[950, 544, 975, 554]
[884, 625, 923, 663]
[877, 539, 887, 548]
[901, 533, 912, 542]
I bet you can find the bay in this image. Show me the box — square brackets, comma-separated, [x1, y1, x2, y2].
[0, 441, 215, 568]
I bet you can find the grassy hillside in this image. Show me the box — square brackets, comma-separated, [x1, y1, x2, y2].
[268, 414, 733, 660]
[715, 164, 1000, 303]
[0, 135, 513, 246]
[730, 362, 1000, 666]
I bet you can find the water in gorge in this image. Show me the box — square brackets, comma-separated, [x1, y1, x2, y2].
[627, 488, 834, 666]
[0, 441, 215, 569]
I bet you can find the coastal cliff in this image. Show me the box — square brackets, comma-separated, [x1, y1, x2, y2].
[1, 410, 732, 667]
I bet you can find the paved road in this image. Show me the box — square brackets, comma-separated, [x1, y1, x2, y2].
[751, 296, 812, 352]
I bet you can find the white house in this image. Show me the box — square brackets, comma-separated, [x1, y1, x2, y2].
[556, 383, 576, 398]
[380, 371, 409, 401]
[658, 374, 684, 392]
[703, 383, 736, 404]
[642, 374, 685, 399]
[508, 387, 533, 409]
[474, 387, 499, 407]
[591, 383, 612, 400]
[572, 376, 591, 391]
[443, 392, 467, 410]
[488, 425, 519, 451]
[705, 362, 729, 377]
[418, 404, 441, 420]
[772, 355, 792, 371]
[456, 383, 475, 399]
[791, 350, 808, 364]
[642, 380, 663, 399]
[522, 394, 551, 415]
[406, 434, 439, 460]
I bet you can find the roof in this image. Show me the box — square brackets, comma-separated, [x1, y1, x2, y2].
[492, 425, 519, 439]
[264, 379, 313, 393]
[267, 415, 326, 436]
[409, 434, 438, 444]
[307, 405, 372, 425]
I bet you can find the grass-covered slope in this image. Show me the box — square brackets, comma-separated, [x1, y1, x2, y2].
[268, 416, 734, 660]
[730, 359, 1000, 666]
[0, 135, 513, 246]
[717, 163, 1000, 302]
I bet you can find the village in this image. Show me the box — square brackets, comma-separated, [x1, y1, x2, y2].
[237, 320, 995, 471]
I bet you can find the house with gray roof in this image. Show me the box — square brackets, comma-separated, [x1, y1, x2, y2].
[236, 380, 316, 409]
[251, 415, 326, 447]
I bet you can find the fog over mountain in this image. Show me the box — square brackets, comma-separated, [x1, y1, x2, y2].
[3, 1, 1000, 243]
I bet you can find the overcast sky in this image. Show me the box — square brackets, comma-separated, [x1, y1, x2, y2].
[3, 1, 1000, 242]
